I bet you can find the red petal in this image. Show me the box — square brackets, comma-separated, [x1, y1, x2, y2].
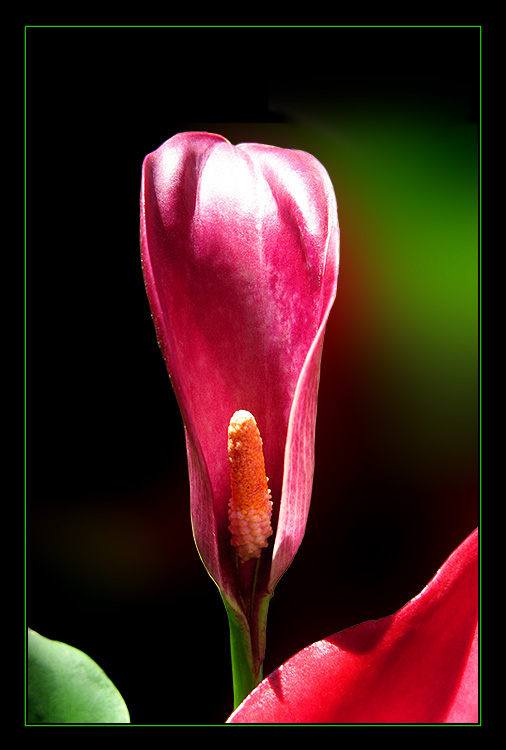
[228, 528, 478, 724]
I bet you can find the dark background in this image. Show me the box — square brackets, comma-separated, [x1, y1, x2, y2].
[26, 26, 480, 725]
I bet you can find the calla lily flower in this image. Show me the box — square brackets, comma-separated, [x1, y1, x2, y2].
[227, 528, 479, 724]
[140, 132, 339, 703]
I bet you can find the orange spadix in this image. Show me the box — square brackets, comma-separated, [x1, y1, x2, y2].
[228, 410, 273, 563]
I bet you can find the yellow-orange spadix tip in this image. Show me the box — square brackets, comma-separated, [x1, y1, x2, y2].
[227, 411, 273, 563]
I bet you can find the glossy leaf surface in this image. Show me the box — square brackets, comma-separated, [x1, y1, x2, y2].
[27, 629, 130, 724]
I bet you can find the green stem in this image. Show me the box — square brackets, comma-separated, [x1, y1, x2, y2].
[224, 599, 261, 708]
[222, 556, 272, 709]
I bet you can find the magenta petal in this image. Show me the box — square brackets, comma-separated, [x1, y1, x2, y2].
[140, 133, 339, 609]
[227, 528, 479, 724]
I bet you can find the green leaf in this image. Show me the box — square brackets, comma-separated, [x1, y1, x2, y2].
[27, 628, 130, 724]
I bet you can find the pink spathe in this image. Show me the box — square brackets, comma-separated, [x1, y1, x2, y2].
[140, 133, 339, 650]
